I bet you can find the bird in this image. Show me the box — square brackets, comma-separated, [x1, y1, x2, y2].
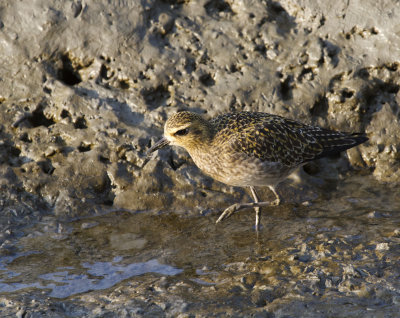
[148, 110, 368, 229]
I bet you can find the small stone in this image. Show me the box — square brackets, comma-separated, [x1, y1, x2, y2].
[267, 50, 277, 59]
[376, 242, 389, 250]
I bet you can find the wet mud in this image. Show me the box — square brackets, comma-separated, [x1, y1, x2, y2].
[1, 175, 399, 317]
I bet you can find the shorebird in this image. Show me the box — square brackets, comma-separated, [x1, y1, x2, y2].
[148, 111, 368, 229]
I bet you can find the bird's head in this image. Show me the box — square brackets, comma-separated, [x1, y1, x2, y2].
[148, 111, 213, 154]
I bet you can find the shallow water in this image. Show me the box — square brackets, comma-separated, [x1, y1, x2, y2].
[0, 175, 399, 316]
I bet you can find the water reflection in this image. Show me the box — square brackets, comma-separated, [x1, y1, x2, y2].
[41, 258, 182, 298]
[0, 209, 265, 299]
[0, 255, 182, 298]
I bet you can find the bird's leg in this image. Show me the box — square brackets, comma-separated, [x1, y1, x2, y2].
[216, 201, 271, 224]
[268, 185, 281, 205]
[250, 186, 260, 230]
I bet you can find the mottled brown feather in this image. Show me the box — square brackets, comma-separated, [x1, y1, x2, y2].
[211, 112, 368, 167]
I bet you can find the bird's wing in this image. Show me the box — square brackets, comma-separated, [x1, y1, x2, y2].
[216, 113, 367, 167]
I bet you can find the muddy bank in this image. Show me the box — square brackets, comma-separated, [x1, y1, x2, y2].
[0, 0, 399, 316]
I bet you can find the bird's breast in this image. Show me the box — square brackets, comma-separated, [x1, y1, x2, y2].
[188, 147, 293, 187]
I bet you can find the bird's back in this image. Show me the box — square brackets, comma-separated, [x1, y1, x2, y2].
[210, 112, 368, 167]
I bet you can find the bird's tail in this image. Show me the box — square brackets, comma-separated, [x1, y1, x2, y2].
[314, 132, 368, 159]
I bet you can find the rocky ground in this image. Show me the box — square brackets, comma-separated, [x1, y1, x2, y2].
[0, 0, 399, 317]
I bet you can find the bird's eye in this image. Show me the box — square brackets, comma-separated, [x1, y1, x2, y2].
[175, 128, 189, 136]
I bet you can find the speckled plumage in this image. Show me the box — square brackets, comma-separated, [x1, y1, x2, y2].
[148, 111, 368, 229]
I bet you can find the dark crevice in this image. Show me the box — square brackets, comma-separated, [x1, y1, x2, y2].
[141, 84, 171, 110]
[60, 109, 71, 119]
[29, 105, 56, 128]
[184, 57, 196, 74]
[199, 73, 215, 87]
[267, 1, 285, 17]
[341, 89, 354, 102]
[19, 132, 32, 143]
[355, 68, 370, 79]
[254, 44, 266, 55]
[354, 77, 400, 132]
[9, 146, 21, 157]
[279, 75, 293, 100]
[167, 156, 179, 171]
[99, 156, 111, 164]
[167, 154, 185, 171]
[100, 64, 114, 80]
[310, 95, 329, 118]
[103, 198, 114, 206]
[38, 160, 55, 175]
[320, 39, 340, 68]
[72, 1, 83, 18]
[57, 54, 82, 86]
[266, 1, 296, 35]
[229, 64, 239, 73]
[77, 143, 92, 152]
[298, 67, 314, 81]
[119, 79, 130, 89]
[204, 0, 233, 17]
[74, 116, 87, 129]
[303, 162, 320, 176]
[319, 15, 326, 27]
[385, 62, 399, 72]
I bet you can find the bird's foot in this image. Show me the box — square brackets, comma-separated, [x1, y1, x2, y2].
[216, 203, 242, 223]
[216, 201, 271, 224]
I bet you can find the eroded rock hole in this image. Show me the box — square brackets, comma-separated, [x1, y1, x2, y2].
[229, 64, 239, 73]
[204, 0, 232, 17]
[58, 54, 82, 86]
[103, 197, 114, 206]
[78, 143, 92, 152]
[29, 106, 55, 128]
[19, 132, 32, 143]
[310, 95, 329, 117]
[254, 44, 266, 54]
[298, 67, 313, 81]
[119, 79, 130, 89]
[268, 1, 285, 16]
[141, 84, 171, 109]
[355, 68, 370, 79]
[199, 73, 215, 87]
[74, 116, 87, 129]
[99, 156, 111, 164]
[341, 89, 354, 101]
[266, 1, 296, 34]
[100, 64, 114, 80]
[60, 109, 70, 119]
[184, 57, 196, 74]
[279, 75, 293, 100]
[38, 160, 55, 175]
[9, 146, 21, 157]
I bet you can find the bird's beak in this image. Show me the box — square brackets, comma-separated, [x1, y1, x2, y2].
[147, 137, 170, 155]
